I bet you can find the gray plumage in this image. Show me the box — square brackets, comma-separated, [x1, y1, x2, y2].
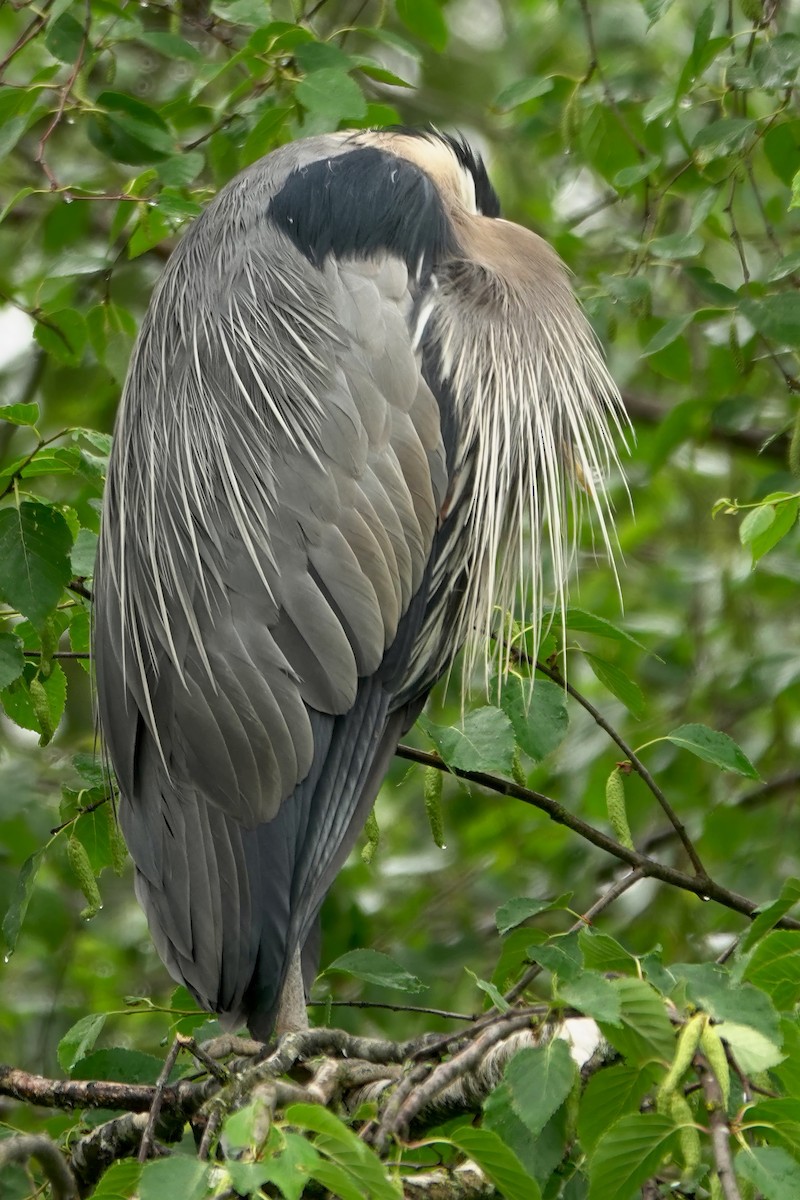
[94, 129, 626, 1039]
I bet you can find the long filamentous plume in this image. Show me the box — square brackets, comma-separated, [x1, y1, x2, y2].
[427, 229, 629, 692]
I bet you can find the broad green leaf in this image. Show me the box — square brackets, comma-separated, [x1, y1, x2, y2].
[664, 723, 760, 779]
[714, 1022, 784, 1073]
[449, 1125, 541, 1200]
[527, 932, 583, 983]
[419, 706, 516, 774]
[745, 1098, 800, 1157]
[71, 1049, 169, 1085]
[71, 528, 98, 578]
[735, 1145, 800, 1199]
[0, 403, 39, 426]
[58, 1012, 108, 1072]
[0, 501, 73, 625]
[502, 1040, 576, 1136]
[749, 499, 799, 563]
[614, 157, 661, 188]
[579, 928, 638, 974]
[465, 968, 510, 1012]
[494, 77, 554, 111]
[649, 231, 703, 259]
[295, 69, 367, 127]
[559, 970, 623, 1025]
[641, 314, 693, 356]
[326, 948, 426, 993]
[45, 12, 85, 63]
[2, 849, 45, 953]
[243, 106, 291, 163]
[743, 931, 800, 1009]
[741, 294, 800, 348]
[598, 976, 676, 1065]
[500, 675, 569, 761]
[742, 880, 800, 954]
[483, 1080, 568, 1187]
[588, 1113, 679, 1200]
[1, 661, 67, 742]
[396, 0, 448, 52]
[33, 309, 87, 365]
[578, 1062, 654, 1152]
[496, 893, 572, 935]
[584, 654, 645, 718]
[285, 1104, 402, 1200]
[0, 631, 25, 689]
[546, 608, 651, 653]
[692, 117, 755, 163]
[135, 31, 203, 60]
[91, 1159, 142, 1200]
[741, 504, 777, 546]
[139, 1158, 211, 1200]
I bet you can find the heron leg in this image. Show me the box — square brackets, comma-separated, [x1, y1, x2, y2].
[275, 946, 309, 1034]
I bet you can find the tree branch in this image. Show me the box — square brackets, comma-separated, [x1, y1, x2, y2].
[0, 1134, 78, 1200]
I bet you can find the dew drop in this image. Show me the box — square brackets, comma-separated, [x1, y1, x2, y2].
[3, 952, 12, 964]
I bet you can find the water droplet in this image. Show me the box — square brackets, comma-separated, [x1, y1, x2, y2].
[64, 195, 73, 204]
[3, 952, 12, 964]
[700, 894, 710, 903]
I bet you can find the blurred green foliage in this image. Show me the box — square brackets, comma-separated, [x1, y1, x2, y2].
[2, 0, 800, 1195]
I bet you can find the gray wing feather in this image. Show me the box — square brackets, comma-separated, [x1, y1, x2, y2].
[95, 178, 449, 1030]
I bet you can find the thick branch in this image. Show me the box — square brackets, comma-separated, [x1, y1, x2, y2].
[0, 1134, 78, 1200]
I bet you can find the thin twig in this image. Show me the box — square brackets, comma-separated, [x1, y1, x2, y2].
[699, 1059, 742, 1200]
[393, 743, 800, 930]
[505, 867, 645, 1002]
[535, 657, 708, 878]
[307, 999, 476, 1021]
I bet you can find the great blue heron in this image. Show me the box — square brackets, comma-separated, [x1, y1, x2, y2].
[94, 128, 625, 1039]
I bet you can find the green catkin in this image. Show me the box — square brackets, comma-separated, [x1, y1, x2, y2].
[361, 808, 380, 865]
[788, 409, 800, 479]
[657, 1012, 704, 1113]
[670, 1091, 701, 1179]
[700, 1019, 731, 1108]
[605, 767, 634, 850]
[106, 804, 128, 875]
[38, 616, 59, 679]
[511, 746, 526, 788]
[29, 675, 53, 746]
[67, 836, 101, 919]
[424, 766, 446, 849]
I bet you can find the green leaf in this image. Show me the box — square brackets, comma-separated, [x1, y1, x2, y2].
[749, 499, 799, 563]
[528, 932, 583, 983]
[584, 654, 645, 718]
[496, 894, 572, 936]
[465, 968, 510, 1012]
[547, 608, 651, 654]
[2, 849, 45, 953]
[614, 157, 661, 188]
[71, 1049, 169, 1085]
[285, 1104, 402, 1200]
[743, 931, 800, 1009]
[641, 314, 693, 356]
[91, 1159, 143, 1200]
[559, 970, 623, 1025]
[692, 117, 755, 163]
[741, 294, 800, 348]
[579, 928, 638, 974]
[295, 69, 367, 127]
[71, 528, 97, 578]
[0, 631, 25, 689]
[135, 31, 203, 60]
[578, 1062, 654, 1152]
[742, 880, 800, 954]
[741, 503, 778, 547]
[58, 1012, 108, 1072]
[588, 1113, 679, 1200]
[0, 403, 39, 427]
[449, 1125, 541, 1200]
[500, 676, 569, 761]
[735, 1145, 800, 1199]
[714, 1021, 784, 1073]
[494, 77, 554, 112]
[139, 1158, 211, 1200]
[664, 723, 760, 779]
[745, 1098, 800, 1157]
[33, 309, 87, 365]
[502, 1040, 577, 1136]
[598, 976, 676, 1065]
[649, 231, 703, 259]
[419, 706, 516, 774]
[45, 12, 85, 63]
[1, 662, 67, 741]
[326, 948, 426, 993]
[243, 106, 291, 164]
[396, 0, 448, 52]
